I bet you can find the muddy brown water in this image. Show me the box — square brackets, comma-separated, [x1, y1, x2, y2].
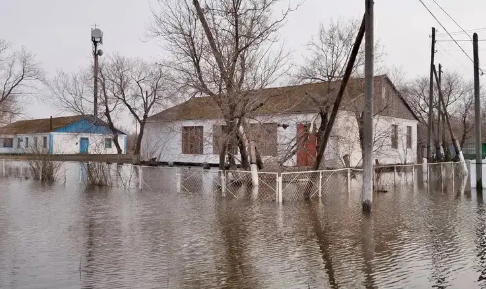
[0, 173, 484, 288]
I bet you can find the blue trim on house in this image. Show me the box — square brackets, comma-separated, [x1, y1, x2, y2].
[123, 136, 127, 154]
[55, 119, 117, 134]
[48, 133, 54, 154]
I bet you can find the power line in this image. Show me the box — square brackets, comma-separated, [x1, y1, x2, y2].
[436, 42, 471, 72]
[418, 0, 484, 74]
[431, 0, 472, 40]
[437, 28, 486, 36]
[436, 39, 486, 42]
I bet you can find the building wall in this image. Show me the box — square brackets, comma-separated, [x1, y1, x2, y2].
[51, 133, 127, 154]
[0, 133, 50, 154]
[0, 133, 126, 155]
[143, 111, 418, 167]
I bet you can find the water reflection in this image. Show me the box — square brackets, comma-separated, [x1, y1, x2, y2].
[2, 173, 486, 288]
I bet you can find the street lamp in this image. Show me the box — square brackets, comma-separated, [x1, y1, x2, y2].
[91, 27, 104, 120]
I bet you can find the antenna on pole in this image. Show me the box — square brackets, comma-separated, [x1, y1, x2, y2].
[91, 25, 104, 120]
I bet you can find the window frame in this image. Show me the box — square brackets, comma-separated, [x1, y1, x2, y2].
[104, 138, 113, 149]
[43, 136, 48, 149]
[34, 137, 38, 148]
[182, 126, 204, 155]
[25, 137, 29, 148]
[17, 138, 22, 148]
[249, 123, 278, 157]
[406, 126, 412, 149]
[2, 138, 13, 148]
[391, 124, 398, 149]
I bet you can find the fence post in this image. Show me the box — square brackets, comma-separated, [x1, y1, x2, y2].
[20, 164, 23, 179]
[2, 159, 4, 177]
[347, 169, 351, 195]
[138, 166, 143, 190]
[427, 163, 430, 184]
[392, 166, 395, 186]
[40, 162, 43, 181]
[221, 171, 227, 197]
[423, 158, 428, 183]
[318, 171, 323, 199]
[278, 175, 283, 203]
[176, 167, 181, 193]
[452, 163, 455, 190]
[412, 165, 415, 184]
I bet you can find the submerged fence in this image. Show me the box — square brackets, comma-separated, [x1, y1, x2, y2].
[0, 158, 467, 203]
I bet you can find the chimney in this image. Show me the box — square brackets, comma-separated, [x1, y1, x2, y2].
[49, 116, 53, 131]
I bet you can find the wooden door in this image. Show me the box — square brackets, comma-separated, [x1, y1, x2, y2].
[297, 124, 317, 167]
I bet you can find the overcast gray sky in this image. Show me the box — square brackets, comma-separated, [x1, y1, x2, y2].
[1, 0, 485, 126]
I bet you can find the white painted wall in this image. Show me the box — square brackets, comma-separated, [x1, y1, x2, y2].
[52, 133, 127, 154]
[0, 133, 50, 154]
[142, 112, 418, 167]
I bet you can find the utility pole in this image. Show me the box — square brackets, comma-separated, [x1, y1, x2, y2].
[428, 27, 436, 161]
[433, 65, 468, 175]
[362, 0, 374, 212]
[474, 33, 482, 189]
[312, 16, 365, 171]
[436, 64, 443, 161]
[91, 27, 104, 120]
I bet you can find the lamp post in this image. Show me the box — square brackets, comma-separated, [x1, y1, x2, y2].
[91, 27, 104, 120]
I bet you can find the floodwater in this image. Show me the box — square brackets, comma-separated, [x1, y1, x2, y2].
[0, 169, 485, 288]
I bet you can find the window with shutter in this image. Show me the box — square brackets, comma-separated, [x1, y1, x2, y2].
[182, 126, 204, 154]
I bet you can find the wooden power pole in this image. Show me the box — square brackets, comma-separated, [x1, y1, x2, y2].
[474, 33, 482, 189]
[362, 0, 374, 212]
[436, 64, 443, 161]
[433, 65, 468, 175]
[428, 27, 436, 161]
[312, 16, 365, 171]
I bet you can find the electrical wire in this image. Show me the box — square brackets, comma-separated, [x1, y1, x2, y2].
[431, 0, 472, 40]
[418, 0, 484, 74]
[436, 39, 486, 42]
[436, 41, 471, 72]
[437, 28, 486, 37]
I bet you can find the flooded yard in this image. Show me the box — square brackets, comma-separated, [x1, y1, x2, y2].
[0, 166, 484, 288]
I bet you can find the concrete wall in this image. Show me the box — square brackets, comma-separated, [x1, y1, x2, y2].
[52, 133, 127, 154]
[142, 112, 418, 167]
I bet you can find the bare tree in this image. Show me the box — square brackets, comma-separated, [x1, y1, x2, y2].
[0, 39, 42, 121]
[47, 64, 124, 154]
[295, 18, 387, 167]
[402, 71, 470, 155]
[48, 69, 93, 115]
[150, 0, 296, 177]
[102, 54, 172, 157]
[450, 85, 475, 147]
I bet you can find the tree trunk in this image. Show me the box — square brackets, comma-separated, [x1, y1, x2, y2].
[134, 121, 146, 157]
[104, 110, 122, 154]
[219, 142, 228, 170]
[315, 109, 329, 154]
[236, 125, 251, 170]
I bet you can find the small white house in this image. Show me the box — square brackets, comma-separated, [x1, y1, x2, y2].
[0, 115, 127, 155]
[142, 75, 419, 168]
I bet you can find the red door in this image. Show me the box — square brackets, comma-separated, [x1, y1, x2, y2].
[297, 124, 317, 167]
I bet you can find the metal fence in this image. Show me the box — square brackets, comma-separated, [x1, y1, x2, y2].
[0, 159, 467, 203]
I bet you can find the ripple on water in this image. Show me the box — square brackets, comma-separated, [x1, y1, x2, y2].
[0, 176, 485, 288]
